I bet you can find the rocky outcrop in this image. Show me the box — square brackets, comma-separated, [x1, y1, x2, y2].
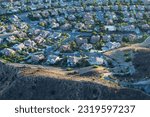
[0, 60, 150, 100]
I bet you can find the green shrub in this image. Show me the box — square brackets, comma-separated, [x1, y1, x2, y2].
[93, 65, 99, 68]
[125, 57, 132, 62]
[124, 52, 130, 57]
[66, 68, 73, 71]
[122, 37, 130, 43]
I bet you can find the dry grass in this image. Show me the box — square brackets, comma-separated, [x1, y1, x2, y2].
[1, 60, 150, 99]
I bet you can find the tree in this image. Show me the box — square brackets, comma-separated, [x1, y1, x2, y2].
[39, 22, 46, 27]
[123, 37, 129, 43]
[130, 0, 133, 5]
[108, 0, 112, 5]
[137, 0, 142, 5]
[95, 40, 104, 50]
[25, 0, 31, 4]
[143, 13, 148, 21]
[70, 41, 77, 51]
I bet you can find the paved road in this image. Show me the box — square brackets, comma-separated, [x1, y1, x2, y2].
[0, 31, 19, 39]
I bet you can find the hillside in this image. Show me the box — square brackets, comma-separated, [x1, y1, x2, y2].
[0, 0, 150, 100]
[0, 59, 150, 100]
[104, 37, 150, 95]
